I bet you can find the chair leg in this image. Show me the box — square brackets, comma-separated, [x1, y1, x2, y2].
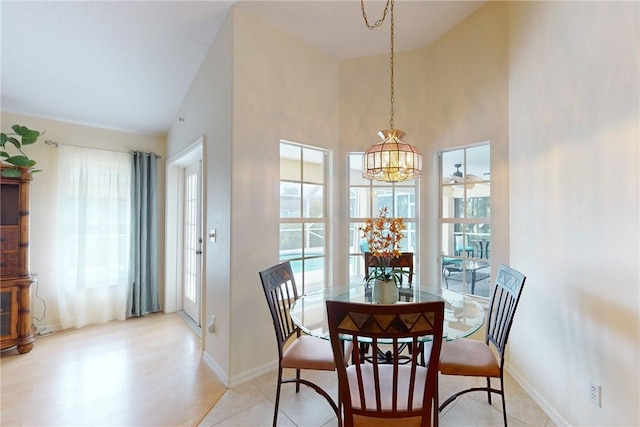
[500, 376, 508, 427]
[273, 367, 283, 427]
[486, 377, 492, 404]
[295, 368, 301, 392]
[433, 377, 439, 427]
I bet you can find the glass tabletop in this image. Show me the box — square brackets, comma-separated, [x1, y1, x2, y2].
[290, 284, 485, 342]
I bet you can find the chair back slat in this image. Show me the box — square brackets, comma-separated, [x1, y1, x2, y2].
[486, 265, 526, 358]
[327, 300, 444, 427]
[259, 262, 300, 352]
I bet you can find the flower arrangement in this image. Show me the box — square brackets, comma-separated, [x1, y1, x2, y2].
[360, 207, 408, 285]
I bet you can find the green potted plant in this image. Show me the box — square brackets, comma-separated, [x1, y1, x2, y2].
[360, 207, 410, 303]
[1, 125, 43, 178]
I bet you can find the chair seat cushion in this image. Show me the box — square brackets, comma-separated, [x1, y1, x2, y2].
[439, 338, 500, 377]
[347, 364, 428, 412]
[282, 335, 352, 371]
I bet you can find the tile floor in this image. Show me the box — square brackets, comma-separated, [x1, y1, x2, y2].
[199, 368, 558, 427]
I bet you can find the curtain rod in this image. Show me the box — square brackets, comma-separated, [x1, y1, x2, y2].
[45, 140, 161, 158]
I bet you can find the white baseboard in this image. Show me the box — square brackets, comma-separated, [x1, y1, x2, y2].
[507, 363, 569, 426]
[201, 349, 277, 389]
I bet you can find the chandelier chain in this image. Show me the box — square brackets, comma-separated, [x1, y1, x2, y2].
[389, 0, 395, 129]
[360, 0, 395, 130]
[360, 0, 390, 30]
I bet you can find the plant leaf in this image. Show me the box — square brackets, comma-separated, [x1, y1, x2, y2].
[20, 129, 40, 145]
[5, 137, 20, 149]
[5, 155, 35, 167]
[0, 133, 7, 146]
[1, 168, 22, 178]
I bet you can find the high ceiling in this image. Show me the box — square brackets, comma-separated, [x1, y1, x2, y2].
[0, 1, 484, 135]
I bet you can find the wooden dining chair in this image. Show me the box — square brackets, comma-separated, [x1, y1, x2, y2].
[259, 261, 351, 427]
[326, 300, 445, 427]
[438, 264, 526, 426]
[364, 252, 414, 288]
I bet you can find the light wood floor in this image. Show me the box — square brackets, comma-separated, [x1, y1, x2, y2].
[1, 313, 226, 426]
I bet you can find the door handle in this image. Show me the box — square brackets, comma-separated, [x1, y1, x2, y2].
[195, 250, 202, 255]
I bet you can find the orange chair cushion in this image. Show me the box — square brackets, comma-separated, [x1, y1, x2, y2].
[439, 338, 500, 377]
[282, 335, 352, 371]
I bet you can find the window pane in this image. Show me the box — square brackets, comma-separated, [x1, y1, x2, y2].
[305, 223, 325, 253]
[289, 259, 304, 294]
[441, 223, 457, 258]
[442, 150, 464, 184]
[372, 187, 393, 213]
[304, 257, 324, 294]
[395, 187, 416, 218]
[466, 223, 491, 259]
[467, 144, 490, 179]
[402, 222, 416, 252]
[351, 222, 368, 254]
[280, 223, 301, 256]
[348, 254, 366, 284]
[280, 143, 301, 181]
[303, 148, 324, 184]
[465, 196, 491, 218]
[442, 185, 464, 218]
[280, 182, 301, 218]
[350, 187, 371, 218]
[302, 183, 324, 218]
[349, 153, 370, 186]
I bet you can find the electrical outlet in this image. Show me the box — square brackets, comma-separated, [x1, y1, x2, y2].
[589, 381, 601, 407]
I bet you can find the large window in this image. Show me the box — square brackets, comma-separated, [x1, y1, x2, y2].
[280, 142, 327, 294]
[348, 153, 418, 283]
[440, 144, 491, 298]
[56, 145, 132, 328]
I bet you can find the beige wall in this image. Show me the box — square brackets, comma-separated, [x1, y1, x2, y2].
[166, 6, 341, 385]
[166, 8, 234, 381]
[417, 2, 510, 284]
[0, 111, 167, 330]
[508, 1, 639, 425]
[230, 7, 340, 383]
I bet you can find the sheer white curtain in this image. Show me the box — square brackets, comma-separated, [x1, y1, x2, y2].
[56, 145, 131, 329]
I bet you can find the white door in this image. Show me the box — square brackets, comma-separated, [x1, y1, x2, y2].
[182, 162, 202, 325]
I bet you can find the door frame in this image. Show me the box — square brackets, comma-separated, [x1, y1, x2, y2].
[165, 136, 204, 317]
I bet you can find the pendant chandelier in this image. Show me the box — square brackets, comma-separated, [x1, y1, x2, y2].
[361, 0, 422, 182]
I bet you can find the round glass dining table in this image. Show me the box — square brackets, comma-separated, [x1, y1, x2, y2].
[290, 284, 485, 341]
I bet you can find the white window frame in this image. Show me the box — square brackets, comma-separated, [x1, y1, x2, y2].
[279, 141, 328, 295]
[347, 152, 419, 284]
[439, 143, 491, 297]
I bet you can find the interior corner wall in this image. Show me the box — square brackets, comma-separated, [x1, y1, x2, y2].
[166, 11, 234, 382]
[417, 1, 509, 285]
[1, 111, 167, 331]
[340, 2, 509, 287]
[507, 2, 639, 425]
[227, 8, 340, 384]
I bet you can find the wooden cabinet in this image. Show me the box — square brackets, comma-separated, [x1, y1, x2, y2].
[0, 167, 35, 353]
